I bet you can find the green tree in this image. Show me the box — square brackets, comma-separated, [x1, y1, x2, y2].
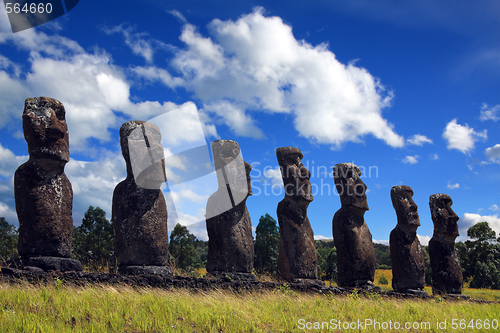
[169, 223, 199, 271]
[373, 243, 392, 269]
[254, 214, 279, 275]
[315, 240, 337, 282]
[457, 221, 500, 289]
[422, 245, 432, 286]
[0, 217, 18, 260]
[72, 206, 115, 266]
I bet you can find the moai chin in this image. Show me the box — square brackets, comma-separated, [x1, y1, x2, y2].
[112, 120, 172, 276]
[389, 185, 426, 295]
[332, 163, 377, 289]
[15, 97, 82, 272]
[276, 147, 318, 282]
[206, 140, 255, 279]
[428, 193, 463, 295]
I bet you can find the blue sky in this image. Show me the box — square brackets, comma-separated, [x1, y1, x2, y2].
[0, 0, 499, 244]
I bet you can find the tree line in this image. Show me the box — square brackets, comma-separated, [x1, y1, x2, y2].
[1, 207, 500, 289]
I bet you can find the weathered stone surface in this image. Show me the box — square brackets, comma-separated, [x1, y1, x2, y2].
[389, 185, 426, 293]
[15, 97, 77, 267]
[112, 121, 169, 268]
[428, 193, 463, 295]
[119, 266, 173, 277]
[332, 163, 376, 287]
[276, 147, 317, 280]
[24, 256, 83, 272]
[206, 140, 254, 274]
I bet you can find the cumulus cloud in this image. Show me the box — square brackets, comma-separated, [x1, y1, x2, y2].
[480, 103, 500, 122]
[373, 239, 389, 246]
[0, 27, 217, 152]
[430, 153, 439, 160]
[135, 8, 404, 148]
[263, 166, 284, 187]
[489, 204, 499, 211]
[447, 182, 460, 190]
[402, 155, 419, 164]
[417, 234, 430, 246]
[0, 144, 28, 177]
[65, 154, 126, 225]
[442, 119, 487, 154]
[314, 235, 332, 240]
[485, 144, 500, 163]
[407, 134, 433, 146]
[459, 213, 500, 240]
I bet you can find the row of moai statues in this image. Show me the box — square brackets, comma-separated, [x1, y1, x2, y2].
[13, 97, 464, 295]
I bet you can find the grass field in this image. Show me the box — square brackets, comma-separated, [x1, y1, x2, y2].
[1, 276, 499, 333]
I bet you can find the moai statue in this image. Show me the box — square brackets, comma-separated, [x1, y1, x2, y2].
[389, 185, 427, 295]
[332, 163, 377, 289]
[206, 140, 255, 279]
[15, 97, 82, 271]
[276, 147, 319, 283]
[112, 120, 172, 276]
[428, 193, 463, 295]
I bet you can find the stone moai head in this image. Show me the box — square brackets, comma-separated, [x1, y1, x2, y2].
[276, 147, 312, 204]
[429, 193, 459, 240]
[120, 120, 166, 190]
[23, 97, 69, 170]
[212, 140, 252, 199]
[333, 163, 368, 210]
[391, 185, 420, 232]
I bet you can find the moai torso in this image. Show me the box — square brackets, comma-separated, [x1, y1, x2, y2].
[276, 147, 317, 280]
[112, 121, 169, 267]
[428, 193, 463, 295]
[206, 140, 254, 274]
[15, 97, 73, 258]
[389, 185, 425, 292]
[332, 163, 376, 287]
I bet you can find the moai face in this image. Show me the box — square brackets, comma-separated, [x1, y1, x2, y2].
[429, 193, 459, 238]
[276, 147, 312, 204]
[120, 120, 166, 190]
[23, 97, 69, 169]
[212, 140, 252, 198]
[391, 185, 420, 230]
[333, 163, 368, 210]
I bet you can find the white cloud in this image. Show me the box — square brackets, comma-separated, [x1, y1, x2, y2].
[0, 26, 217, 153]
[417, 234, 430, 246]
[0, 144, 28, 177]
[132, 66, 185, 89]
[102, 25, 170, 64]
[480, 103, 500, 122]
[447, 182, 460, 190]
[402, 155, 419, 164]
[407, 134, 433, 146]
[135, 8, 404, 148]
[373, 239, 389, 246]
[485, 144, 500, 163]
[168, 10, 188, 24]
[459, 213, 500, 240]
[203, 101, 265, 139]
[65, 154, 126, 225]
[263, 166, 283, 187]
[314, 235, 332, 240]
[430, 153, 439, 160]
[442, 119, 487, 154]
[489, 204, 499, 211]
[170, 188, 208, 204]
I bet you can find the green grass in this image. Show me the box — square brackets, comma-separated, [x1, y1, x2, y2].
[374, 269, 500, 301]
[1, 281, 499, 332]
